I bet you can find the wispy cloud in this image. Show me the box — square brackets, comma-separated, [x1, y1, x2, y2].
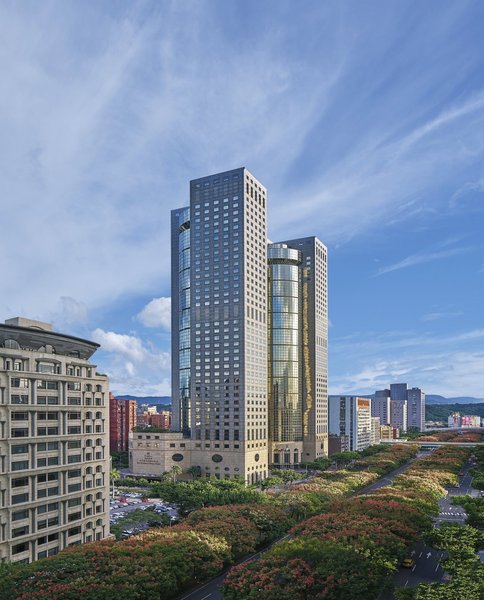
[375, 246, 469, 276]
[330, 326, 484, 397]
[421, 311, 463, 322]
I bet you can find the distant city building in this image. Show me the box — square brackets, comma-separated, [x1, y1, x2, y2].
[0, 317, 110, 563]
[372, 389, 391, 425]
[137, 411, 172, 430]
[390, 383, 408, 432]
[380, 424, 400, 440]
[370, 416, 381, 445]
[328, 433, 350, 456]
[407, 387, 425, 431]
[129, 168, 329, 484]
[372, 383, 425, 433]
[448, 413, 461, 428]
[447, 412, 482, 428]
[328, 396, 372, 451]
[109, 393, 136, 452]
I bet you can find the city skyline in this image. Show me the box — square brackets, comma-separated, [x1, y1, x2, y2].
[1, 2, 484, 398]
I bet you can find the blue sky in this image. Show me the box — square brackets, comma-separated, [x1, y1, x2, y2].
[1, 1, 484, 398]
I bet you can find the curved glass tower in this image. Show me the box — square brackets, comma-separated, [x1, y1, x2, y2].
[268, 244, 302, 461]
[171, 207, 191, 435]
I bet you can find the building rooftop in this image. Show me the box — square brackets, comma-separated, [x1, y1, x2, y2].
[1, 317, 100, 360]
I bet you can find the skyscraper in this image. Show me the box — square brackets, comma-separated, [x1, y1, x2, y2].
[129, 167, 329, 483]
[0, 317, 110, 563]
[390, 383, 408, 432]
[407, 387, 425, 431]
[171, 167, 268, 484]
[372, 389, 391, 425]
[267, 238, 328, 466]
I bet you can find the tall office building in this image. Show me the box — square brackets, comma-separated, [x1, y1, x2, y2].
[267, 238, 328, 467]
[372, 389, 391, 425]
[129, 167, 328, 483]
[390, 383, 408, 432]
[171, 167, 268, 484]
[328, 396, 372, 452]
[0, 318, 110, 563]
[407, 387, 425, 431]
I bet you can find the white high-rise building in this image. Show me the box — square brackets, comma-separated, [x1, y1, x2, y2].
[328, 396, 372, 452]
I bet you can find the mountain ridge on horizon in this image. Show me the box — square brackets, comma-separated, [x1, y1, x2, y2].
[113, 393, 484, 406]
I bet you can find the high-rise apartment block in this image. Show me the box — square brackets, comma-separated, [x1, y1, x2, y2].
[109, 393, 136, 452]
[407, 387, 425, 431]
[0, 318, 110, 564]
[328, 396, 372, 452]
[390, 383, 408, 433]
[130, 167, 328, 483]
[372, 383, 425, 432]
[372, 389, 391, 425]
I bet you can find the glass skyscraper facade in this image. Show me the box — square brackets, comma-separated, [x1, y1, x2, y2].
[171, 167, 268, 483]
[268, 238, 328, 466]
[166, 168, 328, 482]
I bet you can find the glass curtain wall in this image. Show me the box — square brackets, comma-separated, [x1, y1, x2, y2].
[177, 208, 191, 435]
[268, 244, 302, 443]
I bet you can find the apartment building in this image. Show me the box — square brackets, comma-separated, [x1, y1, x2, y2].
[0, 318, 109, 563]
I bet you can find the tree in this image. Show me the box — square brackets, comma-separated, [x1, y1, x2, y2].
[110, 468, 121, 497]
[187, 465, 202, 480]
[331, 451, 359, 468]
[170, 464, 183, 483]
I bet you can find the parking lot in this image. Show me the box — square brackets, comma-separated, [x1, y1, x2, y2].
[110, 492, 179, 537]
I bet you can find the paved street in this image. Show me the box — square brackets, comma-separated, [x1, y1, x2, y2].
[176, 454, 426, 600]
[379, 459, 476, 599]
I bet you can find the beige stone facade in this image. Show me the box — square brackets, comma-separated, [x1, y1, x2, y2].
[130, 431, 267, 481]
[0, 318, 110, 564]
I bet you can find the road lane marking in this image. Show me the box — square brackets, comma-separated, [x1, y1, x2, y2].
[412, 565, 416, 572]
[419, 551, 422, 558]
[201, 595, 212, 600]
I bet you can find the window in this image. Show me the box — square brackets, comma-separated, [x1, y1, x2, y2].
[12, 509, 29, 521]
[11, 378, 29, 388]
[12, 477, 29, 488]
[12, 444, 28, 454]
[11, 429, 29, 438]
[12, 542, 29, 555]
[11, 461, 29, 471]
[12, 493, 29, 505]
[12, 526, 29, 538]
[11, 394, 29, 404]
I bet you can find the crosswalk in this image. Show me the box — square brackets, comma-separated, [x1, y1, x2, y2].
[438, 511, 466, 517]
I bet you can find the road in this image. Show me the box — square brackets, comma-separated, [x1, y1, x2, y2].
[379, 459, 476, 599]
[176, 453, 426, 600]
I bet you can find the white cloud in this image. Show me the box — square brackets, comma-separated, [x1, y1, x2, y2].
[421, 311, 463, 322]
[136, 297, 171, 329]
[91, 329, 146, 362]
[90, 327, 171, 397]
[330, 327, 484, 397]
[375, 247, 469, 276]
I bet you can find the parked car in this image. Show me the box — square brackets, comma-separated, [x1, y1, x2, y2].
[402, 557, 415, 568]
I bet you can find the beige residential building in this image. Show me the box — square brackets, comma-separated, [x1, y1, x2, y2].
[0, 318, 110, 564]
